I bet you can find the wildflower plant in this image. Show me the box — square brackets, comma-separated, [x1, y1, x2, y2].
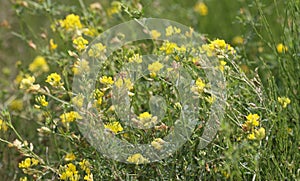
[0, 0, 299, 180]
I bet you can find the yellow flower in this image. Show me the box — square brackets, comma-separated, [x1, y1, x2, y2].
[93, 97, 102, 108]
[104, 121, 123, 134]
[9, 99, 23, 111]
[127, 153, 149, 164]
[165, 26, 181, 37]
[129, 54, 143, 63]
[247, 132, 256, 140]
[242, 113, 260, 131]
[20, 177, 28, 181]
[278, 96, 291, 108]
[93, 89, 104, 99]
[194, 2, 208, 16]
[107, 1, 121, 17]
[255, 127, 266, 140]
[232, 36, 244, 45]
[138, 112, 152, 122]
[150, 30, 161, 39]
[79, 159, 91, 173]
[46, 73, 64, 87]
[29, 56, 49, 73]
[100, 76, 114, 85]
[73, 36, 89, 51]
[60, 163, 79, 181]
[205, 95, 215, 104]
[191, 78, 206, 94]
[0, 119, 8, 132]
[84, 174, 93, 181]
[64, 152, 76, 161]
[59, 14, 83, 31]
[276, 43, 288, 53]
[18, 158, 39, 168]
[14, 72, 23, 85]
[49, 39, 58, 50]
[196, 78, 206, 88]
[160, 42, 178, 54]
[72, 59, 90, 75]
[211, 39, 226, 49]
[219, 60, 227, 72]
[247, 127, 266, 140]
[115, 78, 134, 90]
[35, 95, 48, 108]
[201, 39, 235, 57]
[159, 41, 186, 55]
[31, 158, 39, 166]
[151, 138, 165, 150]
[19, 75, 40, 91]
[148, 61, 163, 77]
[246, 113, 260, 126]
[60, 111, 82, 123]
[19, 158, 31, 168]
[72, 94, 84, 108]
[88, 43, 106, 57]
[174, 27, 181, 34]
[165, 26, 174, 36]
[83, 27, 98, 37]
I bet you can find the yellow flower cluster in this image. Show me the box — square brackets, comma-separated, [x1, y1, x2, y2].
[49, 39, 58, 50]
[151, 138, 165, 150]
[18, 158, 39, 169]
[243, 113, 260, 130]
[276, 43, 288, 53]
[148, 61, 164, 77]
[165, 26, 181, 37]
[88, 43, 106, 57]
[92, 89, 104, 107]
[19, 76, 40, 91]
[129, 53, 143, 63]
[20, 177, 28, 181]
[72, 59, 90, 75]
[83, 27, 98, 37]
[278, 97, 291, 108]
[136, 112, 158, 127]
[72, 94, 84, 108]
[150, 30, 161, 39]
[159, 41, 186, 55]
[194, 2, 208, 16]
[29, 56, 49, 74]
[242, 113, 265, 140]
[0, 119, 8, 132]
[59, 14, 83, 31]
[60, 111, 82, 123]
[35, 95, 48, 108]
[138, 112, 152, 122]
[115, 78, 134, 90]
[127, 153, 149, 164]
[191, 77, 206, 94]
[73, 36, 89, 51]
[219, 60, 227, 72]
[79, 159, 93, 181]
[60, 163, 79, 181]
[104, 121, 123, 134]
[64, 152, 76, 162]
[99, 76, 114, 85]
[46, 73, 64, 87]
[247, 127, 265, 140]
[107, 1, 121, 17]
[201, 39, 235, 57]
